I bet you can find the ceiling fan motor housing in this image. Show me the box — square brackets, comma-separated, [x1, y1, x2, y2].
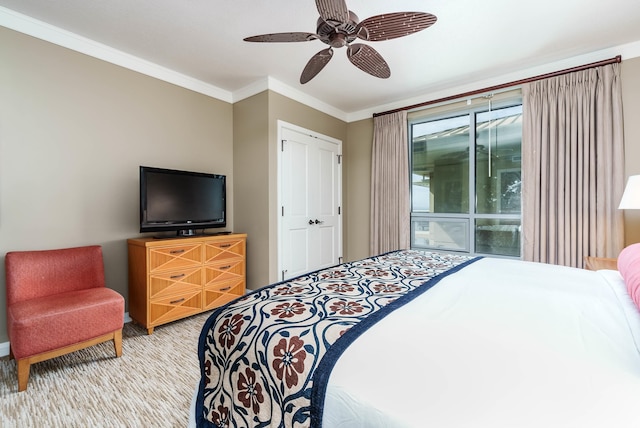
[316, 11, 360, 48]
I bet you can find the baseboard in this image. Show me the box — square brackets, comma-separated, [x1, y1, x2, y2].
[0, 341, 9, 358]
[1, 312, 133, 358]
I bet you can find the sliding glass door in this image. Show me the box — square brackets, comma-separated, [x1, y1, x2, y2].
[410, 97, 522, 257]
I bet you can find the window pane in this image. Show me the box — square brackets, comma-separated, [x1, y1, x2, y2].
[412, 218, 469, 252]
[475, 105, 522, 214]
[475, 219, 521, 256]
[409, 98, 522, 258]
[411, 115, 470, 214]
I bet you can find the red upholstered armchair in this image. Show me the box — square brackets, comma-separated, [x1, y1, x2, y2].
[5, 245, 124, 391]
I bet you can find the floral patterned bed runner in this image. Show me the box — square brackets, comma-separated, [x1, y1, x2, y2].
[196, 250, 478, 428]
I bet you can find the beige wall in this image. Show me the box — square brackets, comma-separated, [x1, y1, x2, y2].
[233, 92, 270, 290]
[0, 27, 234, 343]
[344, 118, 374, 261]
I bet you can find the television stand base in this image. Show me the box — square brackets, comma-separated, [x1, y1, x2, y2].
[149, 230, 232, 239]
[176, 229, 197, 237]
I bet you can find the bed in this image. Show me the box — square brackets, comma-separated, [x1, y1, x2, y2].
[191, 247, 640, 428]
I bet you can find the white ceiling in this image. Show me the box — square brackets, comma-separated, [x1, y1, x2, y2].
[2, 0, 640, 121]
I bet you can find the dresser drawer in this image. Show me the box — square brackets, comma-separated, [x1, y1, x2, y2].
[149, 244, 202, 272]
[149, 289, 203, 326]
[149, 267, 202, 300]
[204, 239, 245, 264]
[204, 281, 244, 310]
[205, 277, 244, 293]
[204, 259, 245, 285]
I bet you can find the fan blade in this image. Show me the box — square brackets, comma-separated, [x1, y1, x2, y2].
[300, 48, 333, 84]
[244, 32, 318, 43]
[315, 0, 349, 26]
[347, 44, 390, 79]
[358, 12, 437, 41]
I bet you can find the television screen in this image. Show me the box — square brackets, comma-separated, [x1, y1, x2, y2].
[140, 166, 226, 236]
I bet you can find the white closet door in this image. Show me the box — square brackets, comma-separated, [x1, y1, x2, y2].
[279, 123, 342, 281]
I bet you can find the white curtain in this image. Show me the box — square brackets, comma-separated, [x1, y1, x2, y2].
[370, 111, 410, 255]
[522, 63, 625, 267]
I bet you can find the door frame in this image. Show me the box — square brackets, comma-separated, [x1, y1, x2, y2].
[276, 120, 343, 281]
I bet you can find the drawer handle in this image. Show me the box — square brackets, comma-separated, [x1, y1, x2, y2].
[170, 273, 186, 279]
[170, 297, 186, 305]
[220, 265, 231, 270]
[220, 286, 231, 291]
[170, 249, 185, 254]
[219, 244, 231, 248]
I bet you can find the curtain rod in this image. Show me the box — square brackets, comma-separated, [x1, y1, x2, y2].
[373, 55, 622, 117]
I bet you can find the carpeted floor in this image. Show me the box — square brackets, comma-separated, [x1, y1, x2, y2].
[0, 312, 212, 427]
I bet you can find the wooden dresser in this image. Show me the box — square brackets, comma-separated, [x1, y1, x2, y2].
[127, 233, 246, 334]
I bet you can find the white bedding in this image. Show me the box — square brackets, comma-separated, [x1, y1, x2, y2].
[190, 257, 640, 427]
[322, 258, 640, 428]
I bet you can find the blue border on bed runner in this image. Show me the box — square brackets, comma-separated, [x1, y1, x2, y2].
[195, 251, 482, 428]
[308, 255, 482, 427]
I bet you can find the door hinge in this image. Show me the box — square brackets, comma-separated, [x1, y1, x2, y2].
[337, 154, 342, 164]
[338, 257, 343, 264]
[338, 206, 341, 215]
[281, 206, 284, 216]
[282, 270, 288, 281]
[281, 139, 286, 151]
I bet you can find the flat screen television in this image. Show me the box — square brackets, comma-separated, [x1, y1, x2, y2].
[139, 166, 226, 236]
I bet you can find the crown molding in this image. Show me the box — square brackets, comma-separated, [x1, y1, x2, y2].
[0, 6, 233, 103]
[238, 77, 348, 122]
[0, 6, 347, 120]
[231, 77, 270, 103]
[0, 5, 348, 121]
[264, 77, 348, 121]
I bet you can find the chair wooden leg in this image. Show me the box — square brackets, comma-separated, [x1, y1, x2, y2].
[17, 358, 30, 392]
[13, 329, 122, 391]
[113, 329, 123, 358]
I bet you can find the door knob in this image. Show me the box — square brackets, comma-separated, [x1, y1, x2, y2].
[308, 219, 315, 225]
[314, 219, 324, 224]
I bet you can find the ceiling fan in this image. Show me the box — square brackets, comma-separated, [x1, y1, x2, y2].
[243, 0, 437, 84]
